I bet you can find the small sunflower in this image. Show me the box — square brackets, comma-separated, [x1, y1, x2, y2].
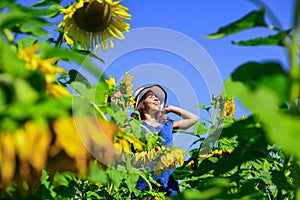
[121, 72, 133, 96]
[104, 76, 116, 104]
[129, 96, 135, 106]
[198, 148, 232, 161]
[221, 97, 236, 117]
[105, 76, 116, 90]
[58, 0, 131, 51]
[119, 72, 135, 108]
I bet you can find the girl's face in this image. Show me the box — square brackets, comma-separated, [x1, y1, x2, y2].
[143, 91, 161, 112]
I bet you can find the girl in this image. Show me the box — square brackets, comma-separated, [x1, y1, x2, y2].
[133, 84, 199, 196]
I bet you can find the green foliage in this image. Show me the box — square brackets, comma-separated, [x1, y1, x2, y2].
[232, 29, 292, 46]
[207, 7, 267, 39]
[231, 62, 289, 101]
[173, 1, 300, 199]
[0, 0, 299, 199]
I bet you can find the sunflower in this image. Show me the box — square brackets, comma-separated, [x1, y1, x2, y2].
[198, 148, 232, 161]
[105, 75, 116, 90]
[0, 121, 51, 186]
[58, 0, 131, 51]
[121, 72, 133, 96]
[153, 148, 186, 176]
[221, 97, 236, 117]
[18, 44, 71, 98]
[132, 146, 186, 176]
[114, 131, 145, 154]
[132, 146, 162, 167]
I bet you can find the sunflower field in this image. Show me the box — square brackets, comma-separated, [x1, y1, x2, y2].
[0, 0, 299, 199]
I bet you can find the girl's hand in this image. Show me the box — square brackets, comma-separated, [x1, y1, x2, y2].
[163, 105, 174, 114]
[163, 105, 199, 130]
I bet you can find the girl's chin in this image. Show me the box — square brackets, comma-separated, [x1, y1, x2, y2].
[149, 106, 161, 112]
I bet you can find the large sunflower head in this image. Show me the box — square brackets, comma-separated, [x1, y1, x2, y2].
[59, 0, 131, 51]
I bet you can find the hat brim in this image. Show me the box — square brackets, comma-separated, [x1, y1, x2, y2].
[134, 84, 167, 109]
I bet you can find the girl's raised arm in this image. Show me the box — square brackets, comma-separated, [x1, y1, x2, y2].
[163, 105, 199, 130]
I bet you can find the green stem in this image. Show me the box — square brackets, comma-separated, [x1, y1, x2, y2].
[55, 31, 64, 48]
[267, 25, 282, 32]
[93, 103, 107, 120]
[108, 183, 113, 195]
[288, 0, 300, 111]
[211, 102, 218, 127]
[290, 157, 300, 200]
[138, 173, 152, 190]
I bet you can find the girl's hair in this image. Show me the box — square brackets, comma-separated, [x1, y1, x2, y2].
[131, 91, 172, 122]
[133, 98, 147, 120]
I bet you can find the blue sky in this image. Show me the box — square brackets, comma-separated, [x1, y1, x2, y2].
[20, 0, 294, 149]
[93, 0, 294, 149]
[97, 0, 294, 115]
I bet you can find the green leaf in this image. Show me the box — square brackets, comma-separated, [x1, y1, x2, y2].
[235, 179, 264, 199]
[231, 62, 288, 101]
[196, 104, 211, 112]
[232, 62, 284, 84]
[19, 24, 49, 37]
[0, 0, 14, 8]
[87, 162, 109, 185]
[14, 78, 38, 103]
[52, 172, 70, 187]
[271, 171, 292, 190]
[32, 0, 63, 7]
[194, 122, 208, 135]
[113, 111, 128, 126]
[86, 191, 101, 199]
[129, 119, 143, 138]
[67, 69, 91, 88]
[18, 36, 38, 49]
[124, 172, 139, 193]
[259, 74, 289, 102]
[207, 7, 267, 39]
[39, 170, 57, 199]
[0, 6, 51, 31]
[95, 81, 108, 105]
[225, 79, 300, 159]
[39, 44, 103, 78]
[232, 29, 292, 46]
[71, 81, 96, 102]
[107, 168, 125, 189]
[75, 49, 105, 64]
[71, 81, 88, 95]
[0, 38, 27, 76]
[46, 5, 63, 18]
[40, 170, 50, 187]
[11, 4, 58, 18]
[0, 86, 6, 107]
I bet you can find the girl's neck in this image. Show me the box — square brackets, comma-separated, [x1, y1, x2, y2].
[143, 113, 161, 127]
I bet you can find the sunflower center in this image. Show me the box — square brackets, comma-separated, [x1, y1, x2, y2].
[73, 1, 112, 32]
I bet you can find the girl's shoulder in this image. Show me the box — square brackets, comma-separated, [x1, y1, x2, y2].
[141, 120, 173, 132]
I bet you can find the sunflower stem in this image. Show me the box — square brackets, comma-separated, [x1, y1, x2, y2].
[287, 0, 300, 111]
[138, 173, 152, 191]
[55, 31, 64, 48]
[267, 25, 282, 32]
[108, 183, 113, 195]
[93, 103, 107, 120]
